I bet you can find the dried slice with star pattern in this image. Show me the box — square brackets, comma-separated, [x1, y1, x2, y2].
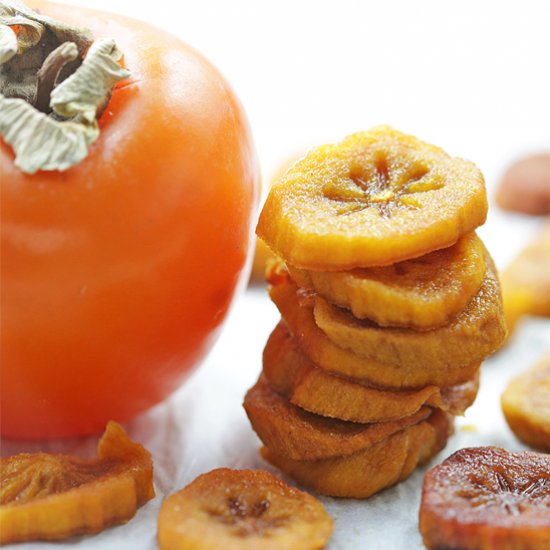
[0, 422, 154, 544]
[157, 468, 333, 550]
[419, 446, 550, 550]
[257, 126, 487, 270]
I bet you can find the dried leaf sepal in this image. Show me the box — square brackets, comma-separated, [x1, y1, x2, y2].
[0, 1, 130, 173]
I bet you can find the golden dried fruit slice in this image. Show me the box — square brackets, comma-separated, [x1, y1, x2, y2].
[313, 251, 506, 371]
[419, 446, 550, 550]
[262, 410, 453, 499]
[501, 221, 550, 334]
[244, 376, 430, 461]
[263, 322, 480, 423]
[267, 263, 481, 388]
[157, 468, 333, 550]
[0, 422, 154, 544]
[502, 353, 550, 452]
[288, 232, 486, 329]
[257, 126, 488, 271]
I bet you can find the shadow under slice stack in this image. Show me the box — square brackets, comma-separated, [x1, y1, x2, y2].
[244, 126, 506, 498]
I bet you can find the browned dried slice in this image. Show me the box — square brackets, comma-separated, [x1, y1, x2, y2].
[267, 263, 481, 389]
[263, 322, 479, 423]
[502, 353, 550, 452]
[313, 251, 506, 371]
[262, 410, 453, 499]
[419, 446, 550, 550]
[157, 468, 333, 550]
[257, 126, 487, 271]
[0, 422, 155, 544]
[289, 232, 486, 330]
[244, 376, 430, 461]
[501, 221, 550, 334]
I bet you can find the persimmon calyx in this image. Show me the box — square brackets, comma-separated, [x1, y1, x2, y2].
[0, 1, 130, 173]
[51, 39, 129, 122]
[0, 21, 16, 63]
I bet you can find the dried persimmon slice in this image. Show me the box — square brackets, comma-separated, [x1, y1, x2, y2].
[267, 262, 481, 389]
[257, 126, 487, 270]
[244, 376, 430, 461]
[262, 410, 453, 499]
[263, 322, 480, 423]
[502, 353, 550, 452]
[157, 468, 333, 550]
[501, 221, 550, 334]
[0, 422, 154, 544]
[419, 446, 550, 550]
[313, 251, 506, 371]
[288, 232, 486, 330]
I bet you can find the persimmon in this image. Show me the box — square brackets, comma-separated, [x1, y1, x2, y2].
[0, 1, 259, 438]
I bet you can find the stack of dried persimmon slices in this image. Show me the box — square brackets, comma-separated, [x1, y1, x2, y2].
[245, 126, 506, 498]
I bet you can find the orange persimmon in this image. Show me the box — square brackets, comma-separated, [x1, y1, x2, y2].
[0, 2, 259, 438]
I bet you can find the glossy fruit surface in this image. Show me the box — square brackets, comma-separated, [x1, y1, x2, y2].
[0, 2, 259, 438]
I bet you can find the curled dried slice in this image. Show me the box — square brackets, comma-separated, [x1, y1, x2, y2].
[419, 446, 550, 550]
[267, 263, 481, 388]
[313, 251, 506, 371]
[502, 353, 550, 452]
[257, 126, 487, 270]
[288, 232, 486, 330]
[244, 376, 430, 461]
[263, 410, 453, 499]
[501, 221, 550, 334]
[263, 322, 480, 423]
[0, 422, 154, 544]
[157, 468, 333, 550]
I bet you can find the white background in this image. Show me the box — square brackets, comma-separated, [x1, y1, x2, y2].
[3, 1, 550, 549]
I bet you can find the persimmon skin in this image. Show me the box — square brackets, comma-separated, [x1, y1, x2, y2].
[0, 2, 259, 438]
